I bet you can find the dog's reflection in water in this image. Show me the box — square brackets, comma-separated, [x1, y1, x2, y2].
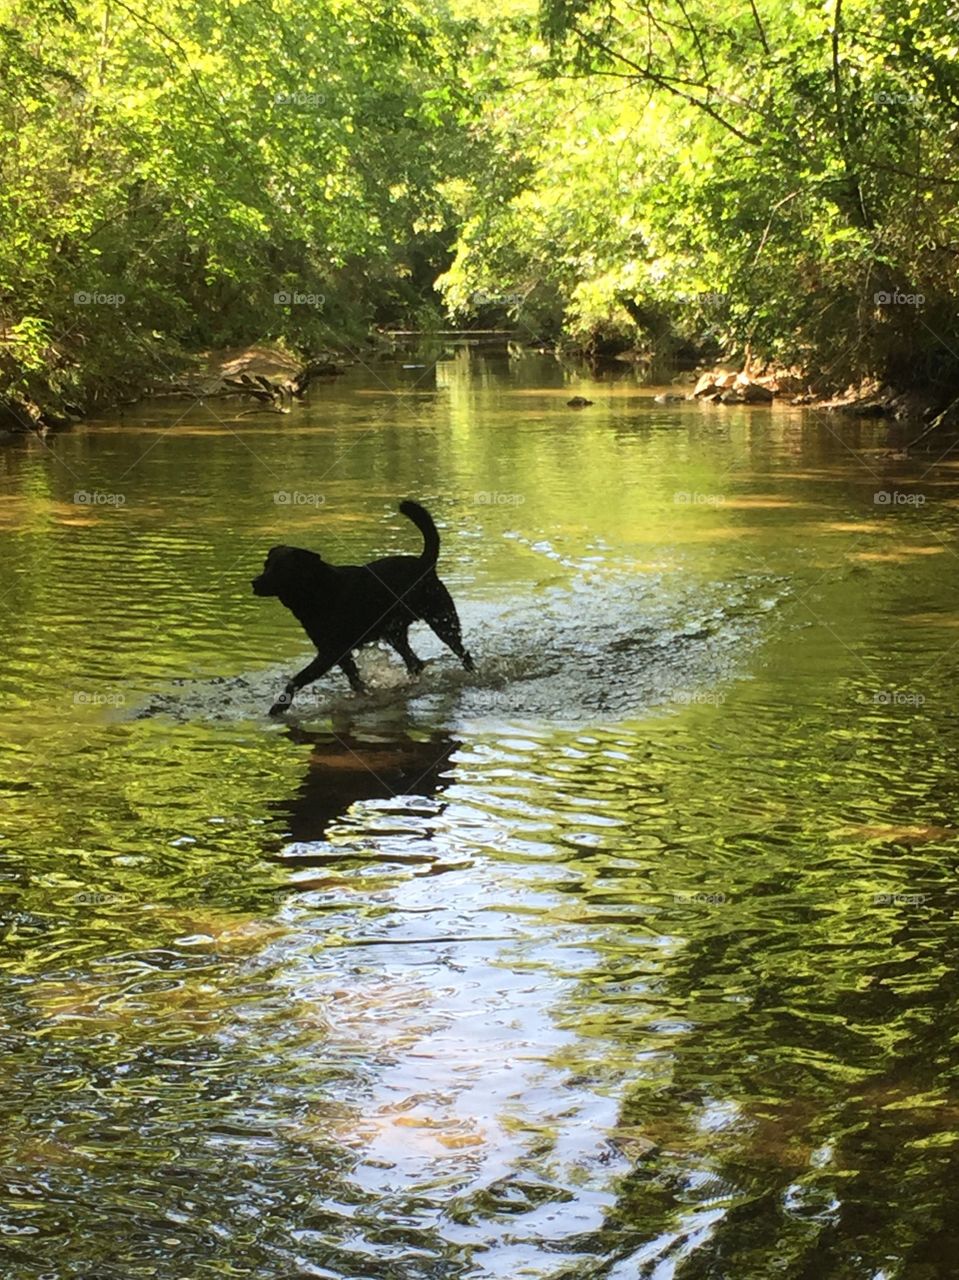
[269, 723, 457, 854]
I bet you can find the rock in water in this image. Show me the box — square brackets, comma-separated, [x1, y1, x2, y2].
[692, 369, 774, 403]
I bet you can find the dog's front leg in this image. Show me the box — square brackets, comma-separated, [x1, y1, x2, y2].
[269, 652, 336, 716]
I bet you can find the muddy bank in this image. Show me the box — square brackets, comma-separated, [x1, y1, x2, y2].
[143, 345, 347, 414]
[0, 342, 349, 436]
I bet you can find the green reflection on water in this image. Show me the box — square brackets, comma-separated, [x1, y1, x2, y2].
[1, 349, 959, 1278]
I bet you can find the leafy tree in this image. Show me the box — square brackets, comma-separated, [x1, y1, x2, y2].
[0, 0, 480, 419]
[442, 0, 959, 385]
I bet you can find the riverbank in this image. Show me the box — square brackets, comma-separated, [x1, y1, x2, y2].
[0, 342, 350, 437]
[687, 365, 959, 451]
[5, 340, 959, 456]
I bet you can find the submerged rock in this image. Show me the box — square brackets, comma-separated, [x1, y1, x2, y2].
[567, 396, 594, 407]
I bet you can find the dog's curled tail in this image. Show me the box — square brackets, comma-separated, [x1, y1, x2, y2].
[400, 499, 440, 566]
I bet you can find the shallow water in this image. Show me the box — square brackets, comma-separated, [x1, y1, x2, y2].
[2, 347, 959, 1278]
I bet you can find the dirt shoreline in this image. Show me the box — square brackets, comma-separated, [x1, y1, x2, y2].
[0, 342, 348, 437]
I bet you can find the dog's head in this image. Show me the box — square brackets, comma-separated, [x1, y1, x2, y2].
[252, 545, 325, 598]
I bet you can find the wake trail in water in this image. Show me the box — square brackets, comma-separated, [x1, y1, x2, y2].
[130, 543, 790, 728]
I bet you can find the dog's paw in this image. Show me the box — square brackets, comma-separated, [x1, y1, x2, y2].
[268, 694, 292, 716]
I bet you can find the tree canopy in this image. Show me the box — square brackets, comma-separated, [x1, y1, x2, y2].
[3, 0, 959, 420]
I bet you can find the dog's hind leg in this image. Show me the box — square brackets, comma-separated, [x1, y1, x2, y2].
[424, 586, 474, 672]
[386, 626, 426, 676]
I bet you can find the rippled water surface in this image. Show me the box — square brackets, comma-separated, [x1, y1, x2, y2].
[3, 348, 959, 1279]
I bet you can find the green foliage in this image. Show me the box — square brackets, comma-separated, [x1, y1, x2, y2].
[442, 0, 959, 384]
[3, 0, 959, 416]
[0, 0, 481, 415]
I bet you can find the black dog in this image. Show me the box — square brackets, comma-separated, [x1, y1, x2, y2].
[252, 500, 474, 715]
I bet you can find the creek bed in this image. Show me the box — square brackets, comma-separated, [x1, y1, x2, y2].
[1, 348, 958, 1279]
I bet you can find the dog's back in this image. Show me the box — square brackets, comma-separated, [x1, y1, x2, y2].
[323, 558, 433, 645]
